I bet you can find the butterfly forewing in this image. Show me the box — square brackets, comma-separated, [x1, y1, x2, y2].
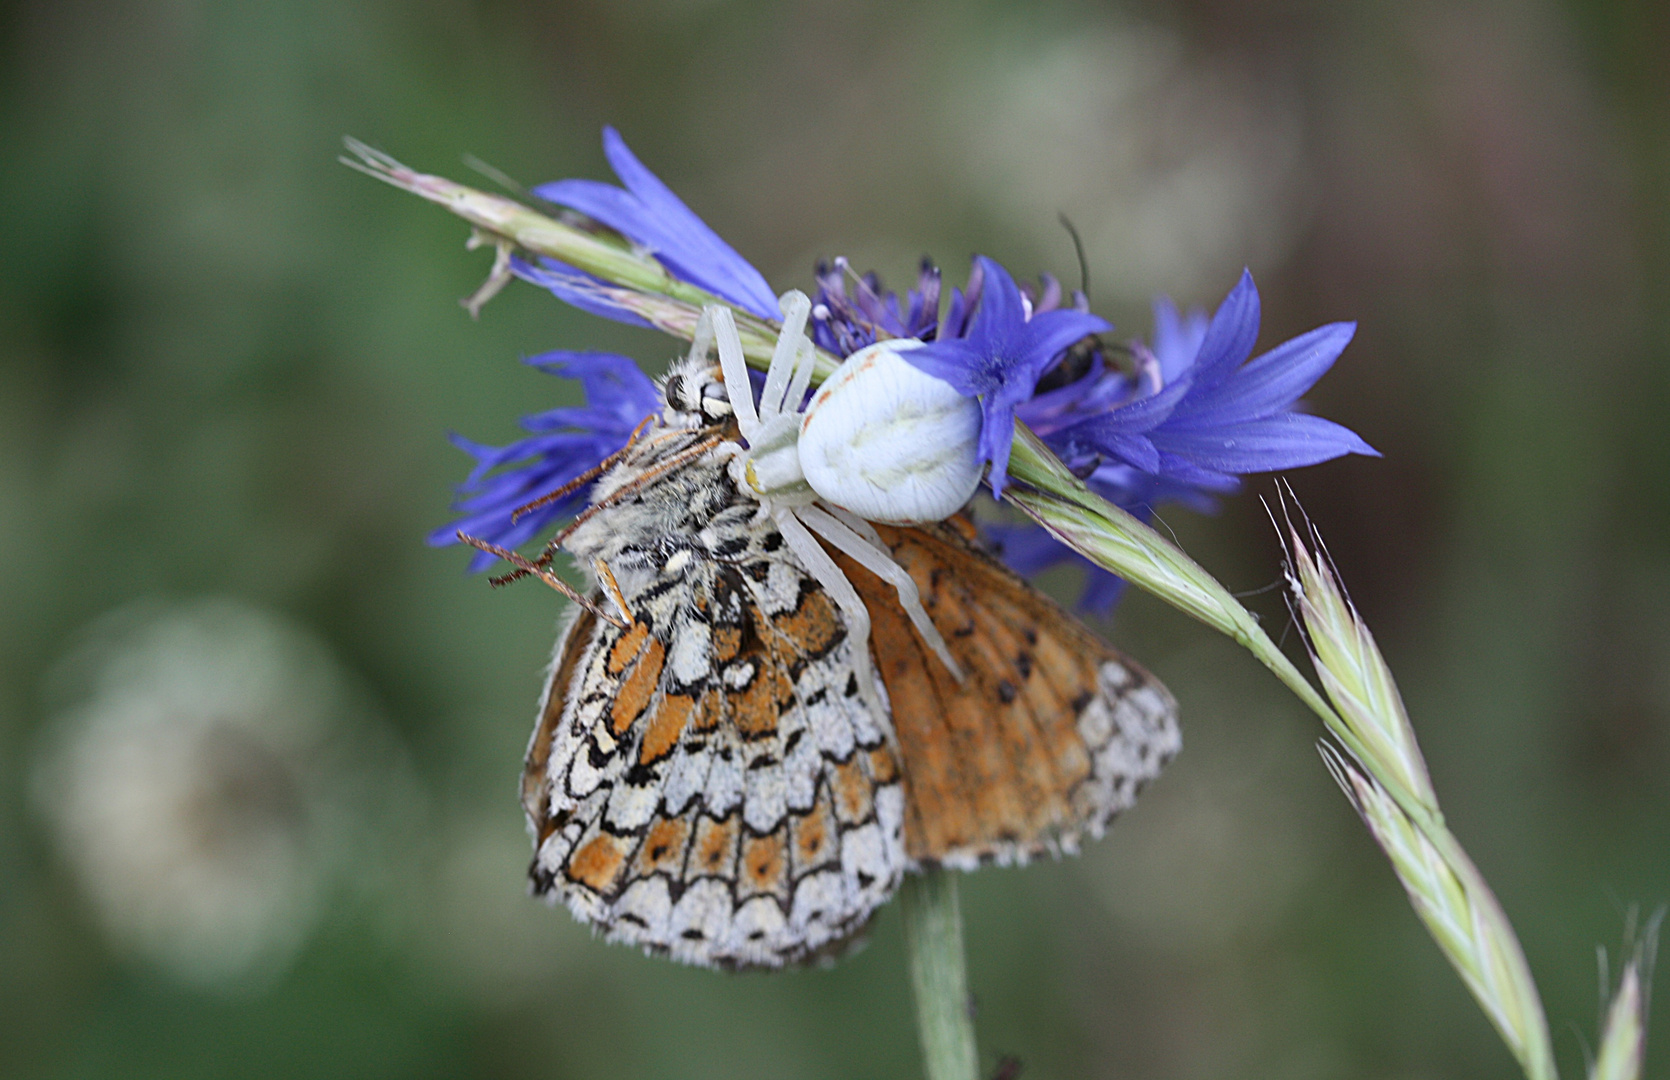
[839, 520, 1180, 868]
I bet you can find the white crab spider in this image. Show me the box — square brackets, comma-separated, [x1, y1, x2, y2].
[798, 338, 984, 524]
[687, 292, 975, 692]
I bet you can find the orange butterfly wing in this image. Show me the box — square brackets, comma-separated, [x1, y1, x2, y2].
[837, 519, 1180, 868]
[523, 559, 906, 969]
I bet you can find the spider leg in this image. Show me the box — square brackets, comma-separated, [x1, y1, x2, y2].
[687, 304, 716, 370]
[784, 332, 816, 416]
[798, 504, 964, 681]
[709, 305, 760, 440]
[759, 290, 811, 421]
[822, 503, 888, 550]
[771, 507, 893, 732]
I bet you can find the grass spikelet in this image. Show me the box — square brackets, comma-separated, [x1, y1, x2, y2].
[1320, 744, 1556, 1079]
[1588, 911, 1661, 1080]
[1289, 519, 1556, 1080]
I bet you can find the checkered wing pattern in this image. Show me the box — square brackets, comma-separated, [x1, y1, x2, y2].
[523, 511, 907, 969]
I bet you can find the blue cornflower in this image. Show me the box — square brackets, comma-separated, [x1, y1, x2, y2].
[1003, 270, 1377, 611]
[901, 256, 1111, 498]
[515, 127, 779, 324]
[431, 128, 1372, 617]
[430, 351, 660, 571]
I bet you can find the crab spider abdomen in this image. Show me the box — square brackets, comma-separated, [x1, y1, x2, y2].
[798, 341, 983, 524]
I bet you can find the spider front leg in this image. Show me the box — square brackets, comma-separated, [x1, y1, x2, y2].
[710, 291, 816, 454]
[768, 505, 891, 728]
[795, 504, 963, 681]
[706, 305, 760, 438]
[757, 291, 814, 421]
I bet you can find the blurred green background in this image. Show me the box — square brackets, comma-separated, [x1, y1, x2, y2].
[2, 1, 1667, 1077]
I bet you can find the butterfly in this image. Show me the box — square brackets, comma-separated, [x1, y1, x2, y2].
[481, 308, 1181, 971]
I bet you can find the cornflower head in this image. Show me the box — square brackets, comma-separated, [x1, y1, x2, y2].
[410, 129, 1373, 635]
[810, 254, 1377, 611]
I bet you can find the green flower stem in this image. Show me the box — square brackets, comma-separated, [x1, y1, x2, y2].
[901, 868, 978, 1080]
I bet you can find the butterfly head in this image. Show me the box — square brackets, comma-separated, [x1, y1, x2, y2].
[662, 357, 735, 424]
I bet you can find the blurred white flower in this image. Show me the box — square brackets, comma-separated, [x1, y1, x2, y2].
[32, 598, 417, 988]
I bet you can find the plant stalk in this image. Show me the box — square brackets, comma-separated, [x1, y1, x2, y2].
[901, 868, 978, 1080]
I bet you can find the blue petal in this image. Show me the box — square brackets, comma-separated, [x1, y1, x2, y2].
[1089, 462, 1226, 514]
[1187, 269, 1261, 391]
[1148, 453, 1243, 493]
[1061, 429, 1161, 474]
[987, 522, 1071, 576]
[523, 350, 661, 424]
[518, 407, 632, 434]
[1151, 412, 1379, 473]
[533, 128, 777, 319]
[896, 339, 990, 396]
[1078, 571, 1130, 614]
[965, 256, 1030, 349]
[1044, 376, 1192, 469]
[1150, 297, 1208, 381]
[978, 396, 1019, 497]
[1014, 309, 1111, 380]
[1170, 322, 1356, 425]
[511, 256, 652, 328]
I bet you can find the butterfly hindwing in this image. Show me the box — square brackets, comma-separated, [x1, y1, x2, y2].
[524, 514, 907, 969]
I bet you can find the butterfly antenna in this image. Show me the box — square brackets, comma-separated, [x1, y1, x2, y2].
[457, 532, 628, 629]
[511, 413, 658, 523]
[543, 431, 728, 557]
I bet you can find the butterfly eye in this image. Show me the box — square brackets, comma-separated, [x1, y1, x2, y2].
[798, 341, 983, 524]
[663, 373, 692, 410]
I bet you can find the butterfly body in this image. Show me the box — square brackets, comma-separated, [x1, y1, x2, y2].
[523, 353, 1180, 969]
